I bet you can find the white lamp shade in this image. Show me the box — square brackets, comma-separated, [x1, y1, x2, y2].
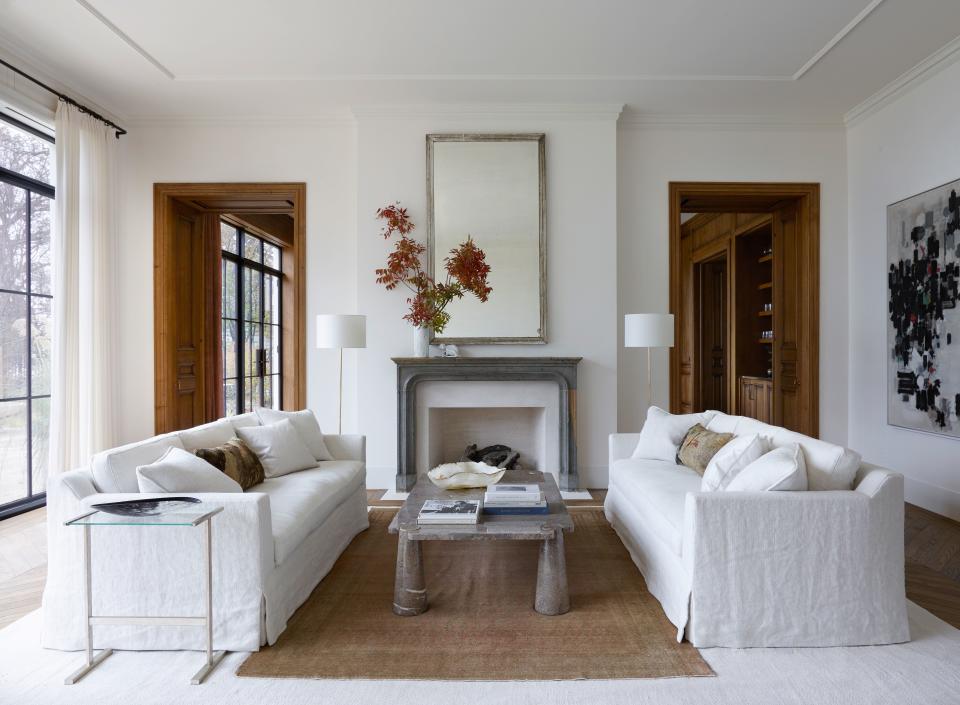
[624, 313, 674, 348]
[316, 314, 366, 349]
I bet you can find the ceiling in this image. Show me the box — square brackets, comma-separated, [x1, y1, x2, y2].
[0, 0, 959, 123]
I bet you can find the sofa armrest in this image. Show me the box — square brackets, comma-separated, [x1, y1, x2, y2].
[609, 433, 641, 465]
[324, 434, 366, 462]
[42, 490, 274, 651]
[681, 485, 908, 646]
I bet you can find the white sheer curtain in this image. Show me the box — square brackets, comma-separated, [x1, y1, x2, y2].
[49, 102, 117, 473]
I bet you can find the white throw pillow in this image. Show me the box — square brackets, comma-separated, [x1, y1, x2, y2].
[177, 419, 236, 452]
[91, 434, 185, 493]
[236, 418, 317, 478]
[631, 406, 717, 462]
[725, 443, 808, 492]
[136, 447, 242, 493]
[256, 407, 334, 461]
[701, 433, 769, 492]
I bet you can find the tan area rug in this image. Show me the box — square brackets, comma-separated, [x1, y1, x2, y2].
[238, 508, 713, 681]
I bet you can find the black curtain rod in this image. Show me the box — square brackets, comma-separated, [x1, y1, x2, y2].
[0, 58, 126, 138]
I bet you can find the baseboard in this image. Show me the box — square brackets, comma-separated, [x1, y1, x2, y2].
[365, 465, 610, 491]
[905, 476, 960, 523]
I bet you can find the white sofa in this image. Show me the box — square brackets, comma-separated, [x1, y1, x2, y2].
[41, 412, 369, 652]
[605, 411, 910, 648]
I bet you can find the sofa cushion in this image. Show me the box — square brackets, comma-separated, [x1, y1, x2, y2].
[177, 419, 236, 452]
[136, 447, 243, 493]
[677, 424, 733, 475]
[228, 412, 262, 431]
[236, 419, 317, 478]
[609, 457, 701, 556]
[701, 433, 770, 492]
[632, 406, 718, 462]
[194, 439, 266, 490]
[726, 443, 808, 492]
[249, 460, 365, 564]
[256, 407, 333, 462]
[91, 433, 185, 493]
[705, 413, 861, 490]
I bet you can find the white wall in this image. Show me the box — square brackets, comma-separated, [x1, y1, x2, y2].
[848, 58, 960, 521]
[116, 119, 358, 444]
[354, 108, 620, 489]
[616, 123, 850, 445]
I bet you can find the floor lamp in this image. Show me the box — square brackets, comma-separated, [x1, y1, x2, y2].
[316, 314, 366, 434]
[624, 313, 675, 411]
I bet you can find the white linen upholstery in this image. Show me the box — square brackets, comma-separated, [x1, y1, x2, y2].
[135, 447, 243, 493]
[90, 433, 185, 493]
[236, 419, 317, 478]
[608, 458, 700, 556]
[725, 443, 807, 491]
[228, 412, 261, 430]
[606, 411, 909, 647]
[706, 413, 861, 490]
[42, 418, 369, 652]
[252, 460, 365, 564]
[256, 407, 334, 461]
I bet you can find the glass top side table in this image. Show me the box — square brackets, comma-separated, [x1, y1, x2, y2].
[64, 503, 226, 685]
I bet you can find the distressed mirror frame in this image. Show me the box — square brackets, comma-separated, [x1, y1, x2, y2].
[426, 133, 547, 345]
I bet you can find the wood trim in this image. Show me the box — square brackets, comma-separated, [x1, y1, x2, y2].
[154, 183, 307, 434]
[668, 182, 819, 437]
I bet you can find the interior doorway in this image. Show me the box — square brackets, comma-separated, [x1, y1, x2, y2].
[669, 182, 820, 437]
[153, 183, 306, 434]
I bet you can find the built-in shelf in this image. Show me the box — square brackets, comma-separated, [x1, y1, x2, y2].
[758, 311, 772, 317]
[758, 254, 773, 263]
[757, 339, 774, 344]
[758, 282, 773, 290]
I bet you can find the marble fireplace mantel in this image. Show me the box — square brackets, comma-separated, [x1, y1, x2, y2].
[392, 357, 582, 491]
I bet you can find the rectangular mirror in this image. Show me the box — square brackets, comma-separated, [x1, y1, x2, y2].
[427, 133, 546, 344]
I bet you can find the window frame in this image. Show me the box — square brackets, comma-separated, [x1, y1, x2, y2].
[0, 113, 54, 521]
[221, 222, 283, 415]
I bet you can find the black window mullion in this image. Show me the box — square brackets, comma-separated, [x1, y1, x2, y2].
[25, 192, 32, 497]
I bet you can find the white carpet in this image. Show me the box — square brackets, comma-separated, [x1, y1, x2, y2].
[1, 603, 959, 704]
[380, 490, 595, 501]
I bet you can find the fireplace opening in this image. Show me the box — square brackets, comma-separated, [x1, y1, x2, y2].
[424, 406, 547, 474]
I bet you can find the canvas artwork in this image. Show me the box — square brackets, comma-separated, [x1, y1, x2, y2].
[887, 179, 960, 436]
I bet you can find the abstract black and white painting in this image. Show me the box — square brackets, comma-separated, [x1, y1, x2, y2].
[888, 179, 960, 436]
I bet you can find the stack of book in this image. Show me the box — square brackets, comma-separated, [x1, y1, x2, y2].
[417, 499, 481, 525]
[483, 484, 548, 515]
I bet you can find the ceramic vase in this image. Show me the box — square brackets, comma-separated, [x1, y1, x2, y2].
[413, 325, 431, 357]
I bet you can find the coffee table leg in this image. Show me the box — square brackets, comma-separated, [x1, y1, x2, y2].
[393, 530, 427, 616]
[535, 530, 570, 615]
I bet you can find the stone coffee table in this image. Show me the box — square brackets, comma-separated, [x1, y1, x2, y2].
[387, 469, 574, 616]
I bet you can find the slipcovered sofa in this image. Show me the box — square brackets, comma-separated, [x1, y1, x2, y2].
[605, 410, 910, 648]
[41, 412, 369, 652]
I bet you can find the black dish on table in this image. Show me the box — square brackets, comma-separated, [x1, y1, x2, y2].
[91, 496, 201, 517]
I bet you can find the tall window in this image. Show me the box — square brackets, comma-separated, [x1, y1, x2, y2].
[0, 114, 54, 517]
[221, 221, 282, 415]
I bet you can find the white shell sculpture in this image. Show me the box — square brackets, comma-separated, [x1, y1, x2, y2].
[427, 461, 505, 489]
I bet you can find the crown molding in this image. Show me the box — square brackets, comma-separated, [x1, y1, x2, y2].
[845, 33, 960, 127]
[75, 0, 175, 79]
[350, 103, 624, 121]
[124, 112, 357, 129]
[618, 112, 843, 131]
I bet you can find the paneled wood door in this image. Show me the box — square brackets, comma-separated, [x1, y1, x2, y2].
[698, 257, 728, 412]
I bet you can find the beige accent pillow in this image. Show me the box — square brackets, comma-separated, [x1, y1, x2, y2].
[676, 424, 734, 476]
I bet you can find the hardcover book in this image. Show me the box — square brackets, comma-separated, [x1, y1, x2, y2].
[417, 499, 481, 525]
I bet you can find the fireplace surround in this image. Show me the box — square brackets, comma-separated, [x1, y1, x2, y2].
[392, 357, 582, 491]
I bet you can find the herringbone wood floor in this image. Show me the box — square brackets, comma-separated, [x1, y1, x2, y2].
[2, 497, 958, 631]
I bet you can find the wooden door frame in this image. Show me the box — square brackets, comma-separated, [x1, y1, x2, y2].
[669, 181, 819, 436]
[691, 245, 732, 413]
[154, 183, 307, 434]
